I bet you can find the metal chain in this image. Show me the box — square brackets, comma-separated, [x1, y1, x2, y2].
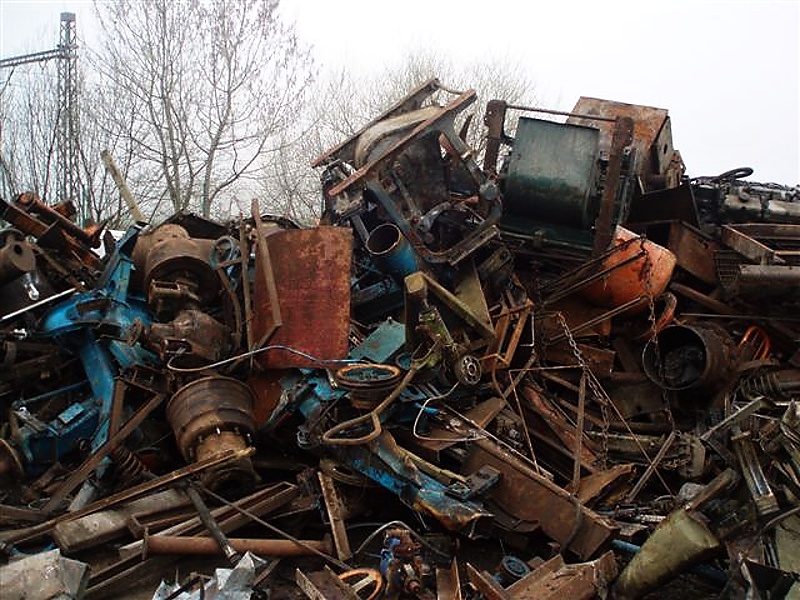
[557, 263, 678, 496]
[555, 312, 610, 468]
[640, 236, 677, 431]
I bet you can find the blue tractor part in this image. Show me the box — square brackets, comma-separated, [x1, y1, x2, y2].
[275, 368, 492, 536]
[21, 225, 160, 473]
[12, 383, 98, 476]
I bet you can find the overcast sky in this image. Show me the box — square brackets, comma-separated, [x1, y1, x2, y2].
[2, 0, 798, 184]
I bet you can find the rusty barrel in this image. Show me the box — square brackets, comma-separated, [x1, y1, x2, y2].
[167, 376, 256, 495]
[642, 323, 736, 391]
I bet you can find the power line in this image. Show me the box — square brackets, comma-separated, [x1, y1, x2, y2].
[0, 12, 82, 213]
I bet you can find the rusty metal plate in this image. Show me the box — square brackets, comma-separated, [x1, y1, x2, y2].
[667, 221, 722, 284]
[506, 551, 617, 599]
[252, 227, 352, 368]
[462, 438, 618, 560]
[721, 224, 787, 265]
[568, 97, 670, 184]
[296, 566, 361, 600]
[435, 559, 462, 600]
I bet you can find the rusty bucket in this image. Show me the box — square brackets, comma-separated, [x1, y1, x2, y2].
[581, 226, 676, 311]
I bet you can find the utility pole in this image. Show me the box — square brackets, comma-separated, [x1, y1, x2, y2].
[0, 13, 80, 212]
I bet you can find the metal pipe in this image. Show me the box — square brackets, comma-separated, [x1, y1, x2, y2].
[185, 485, 240, 565]
[143, 535, 333, 557]
[642, 323, 736, 391]
[366, 223, 418, 281]
[0, 287, 76, 323]
[100, 150, 146, 223]
[199, 483, 352, 571]
[16, 193, 102, 248]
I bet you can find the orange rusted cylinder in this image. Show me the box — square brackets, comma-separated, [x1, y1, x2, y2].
[144, 535, 332, 557]
[581, 226, 676, 312]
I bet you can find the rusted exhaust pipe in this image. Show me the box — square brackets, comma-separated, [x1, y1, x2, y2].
[143, 535, 333, 557]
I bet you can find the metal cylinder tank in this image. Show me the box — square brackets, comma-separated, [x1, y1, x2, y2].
[642, 323, 737, 391]
[502, 117, 600, 229]
[0, 235, 35, 285]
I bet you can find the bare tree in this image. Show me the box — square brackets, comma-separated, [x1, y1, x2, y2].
[91, 0, 313, 219]
[0, 62, 139, 227]
[262, 49, 539, 223]
[0, 67, 60, 202]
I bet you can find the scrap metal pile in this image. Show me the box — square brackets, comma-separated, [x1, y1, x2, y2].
[1, 78, 799, 599]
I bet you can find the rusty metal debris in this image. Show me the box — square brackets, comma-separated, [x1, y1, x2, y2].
[2, 78, 800, 600]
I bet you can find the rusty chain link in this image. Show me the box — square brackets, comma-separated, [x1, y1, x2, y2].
[555, 311, 610, 469]
[640, 236, 677, 432]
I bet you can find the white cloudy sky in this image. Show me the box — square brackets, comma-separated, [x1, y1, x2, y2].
[2, 0, 798, 184]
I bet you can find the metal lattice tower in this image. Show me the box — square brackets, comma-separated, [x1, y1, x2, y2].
[0, 13, 81, 212]
[57, 12, 80, 211]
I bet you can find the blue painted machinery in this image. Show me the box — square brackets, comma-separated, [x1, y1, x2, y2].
[270, 325, 495, 537]
[12, 226, 159, 475]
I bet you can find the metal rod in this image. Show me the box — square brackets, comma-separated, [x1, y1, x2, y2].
[508, 375, 540, 473]
[144, 535, 332, 557]
[699, 396, 769, 442]
[572, 374, 587, 494]
[545, 296, 648, 345]
[0, 288, 76, 323]
[198, 483, 352, 571]
[505, 103, 618, 122]
[541, 250, 646, 306]
[185, 485, 241, 565]
[593, 117, 634, 255]
[238, 219, 254, 355]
